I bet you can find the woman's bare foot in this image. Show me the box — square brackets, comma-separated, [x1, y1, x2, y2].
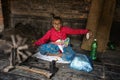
[57, 53, 62, 57]
[47, 53, 62, 57]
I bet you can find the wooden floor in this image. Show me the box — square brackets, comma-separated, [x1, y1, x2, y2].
[0, 48, 120, 80]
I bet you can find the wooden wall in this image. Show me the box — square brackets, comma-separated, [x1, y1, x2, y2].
[0, 0, 4, 32]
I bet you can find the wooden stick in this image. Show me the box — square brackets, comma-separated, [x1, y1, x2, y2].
[3, 66, 14, 72]
[9, 52, 13, 66]
[16, 51, 22, 64]
[18, 45, 28, 50]
[16, 35, 22, 46]
[22, 38, 27, 45]
[3, 49, 16, 72]
[25, 51, 32, 56]
[16, 66, 52, 78]
[17, 50, 28, 59]
[11, 35, 17, 48]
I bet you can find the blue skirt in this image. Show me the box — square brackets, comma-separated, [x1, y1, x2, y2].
[38, 43, 93, 72]
[39, 43, 75, 61]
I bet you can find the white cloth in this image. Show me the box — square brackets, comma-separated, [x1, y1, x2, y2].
[58, 45, 64, 52]
[32, 52, 70, 64]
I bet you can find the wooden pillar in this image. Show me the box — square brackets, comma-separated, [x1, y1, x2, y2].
[81, 0, 116, 52]
[81, 0, 104, 51]
[96, 0, 116, 52]
[0, 0, 4, 32]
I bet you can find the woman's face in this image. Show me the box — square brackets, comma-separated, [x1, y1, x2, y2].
[52, 19, 62, 31]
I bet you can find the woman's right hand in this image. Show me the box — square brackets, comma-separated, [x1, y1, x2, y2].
[86, 30, 93, 39]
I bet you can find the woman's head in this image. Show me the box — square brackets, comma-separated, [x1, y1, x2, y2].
[52, 16, 62, 31]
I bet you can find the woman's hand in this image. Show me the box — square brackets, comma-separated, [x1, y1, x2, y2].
[86, 30, 93, 39]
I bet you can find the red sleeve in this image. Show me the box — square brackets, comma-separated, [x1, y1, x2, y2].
[64, 27, 89, 35]
[34, 30, 51, 46]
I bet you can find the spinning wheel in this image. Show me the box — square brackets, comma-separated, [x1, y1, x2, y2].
[3, 35, 32, 72]
[3, 35, 57, 78]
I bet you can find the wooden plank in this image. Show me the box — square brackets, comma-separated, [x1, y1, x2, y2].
[16, 65, 52, 78]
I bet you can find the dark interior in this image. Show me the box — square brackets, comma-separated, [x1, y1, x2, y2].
[0, 0, 120, 80]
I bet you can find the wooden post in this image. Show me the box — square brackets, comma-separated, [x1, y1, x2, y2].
[0, 0, 4, 32]
[81, 0, 104, 51]
[81, 0, 116, 52]
[96, 0, 116, 52]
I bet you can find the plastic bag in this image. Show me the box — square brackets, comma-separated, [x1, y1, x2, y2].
[70, 54, 93, 72]
[61, 46, 75, 61]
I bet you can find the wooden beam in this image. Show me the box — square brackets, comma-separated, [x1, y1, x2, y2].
[16, 66, 52, 78]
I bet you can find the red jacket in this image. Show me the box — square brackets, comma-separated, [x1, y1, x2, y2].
[34, 26, 88, 46]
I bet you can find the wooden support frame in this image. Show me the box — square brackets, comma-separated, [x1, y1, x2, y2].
[3, 35, 56, 79]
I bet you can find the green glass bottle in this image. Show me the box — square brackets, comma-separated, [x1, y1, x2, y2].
[90, 39, 97, 60]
